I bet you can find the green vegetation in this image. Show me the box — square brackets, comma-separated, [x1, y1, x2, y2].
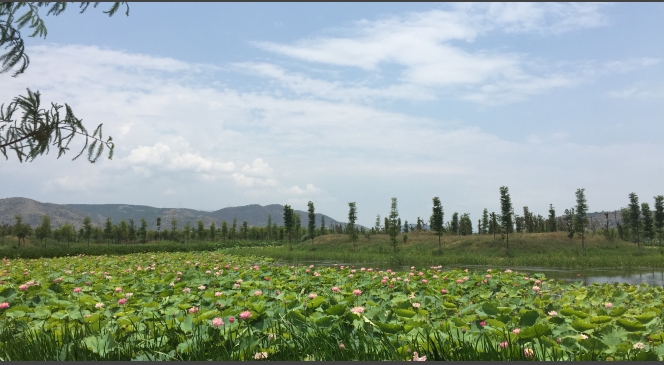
[0, 252, 662, 360]
[226, 231, 664, 270]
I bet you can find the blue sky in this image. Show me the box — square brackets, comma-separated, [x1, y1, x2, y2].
[2, 3, 664, 226]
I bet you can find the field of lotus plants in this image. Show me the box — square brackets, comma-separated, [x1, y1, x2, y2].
[1, 251, 663, 360]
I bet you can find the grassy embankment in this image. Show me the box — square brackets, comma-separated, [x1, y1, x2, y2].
[3, 231, 663, 269]
[225, 231, 664, 270]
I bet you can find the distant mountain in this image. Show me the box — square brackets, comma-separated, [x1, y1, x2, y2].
[0, 197, 351, 230]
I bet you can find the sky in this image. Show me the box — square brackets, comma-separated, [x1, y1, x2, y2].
[2, 2, 664, 227]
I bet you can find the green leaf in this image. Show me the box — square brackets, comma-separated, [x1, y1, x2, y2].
[485, 318, 506, 328]
[180, 315, 193, 333]
[609, 307, 627, 317]
[394, 309, 417, 318]
[616, 318, 646, 332]
[83, 333, 116, 357]
[482, 302, 500, 316]
[560, 307, 588, 319]
[519, 310, 539, 327]
[571, 319, 597, 332]
[442, 302, 456, 309]
[314, 315, 335, 328]
[307, 296, 326, 309]
[377, 322, 403, 334]
[5, 310, 26, 318]
[325, 304, 346, 316]
[634, 313, 655, 324]
[589, 316, 612, 324]
[519, 323, 552, 339]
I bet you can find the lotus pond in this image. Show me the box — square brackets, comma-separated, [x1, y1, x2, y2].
[0, 252, 663, 361]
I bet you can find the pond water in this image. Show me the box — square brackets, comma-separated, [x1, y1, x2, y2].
[275, 259, 664, 286]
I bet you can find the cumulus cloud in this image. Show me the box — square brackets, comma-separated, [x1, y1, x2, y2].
[124, 138, 235, 179]
[290, 184, 322, 195]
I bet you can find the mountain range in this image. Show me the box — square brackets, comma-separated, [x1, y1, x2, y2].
[0, 197, 347, 230]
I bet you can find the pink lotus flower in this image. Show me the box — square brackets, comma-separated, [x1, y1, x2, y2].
[605, 302, 613, 308]
[513, 328, 521, 334]
[309, 293, 317, 299]
[115, 287, 122, 293]
[350, 306, 365, 314]
[456, 279, 463, 284]
[253, 351, 268, 360]
[411, 352, 427, 361]
[409, 273, 415, 277]
[215, 291, 223, 297]
[229, 317, 235, 323]
[339, 342, 345, 349]
[353, 289, 362, 296]
[265, 277, 271, 281]
[18, 284, 28, 291]
[95, 302, 104, 309]
[486, 275, 492, 279]
[117, 298, 127, 305]
[480, 321, 486, 327]
[189, 306, 199, 314]
[412, 302, 421, 309]
[532, 286, 540, 292]
[198, 285, 206, 290]
[421, 279, 428, 284]
[313, 272, 320, 277]
[499, 341, 508, 349]
[505, 269, 512, 273]
[183, 288, 191, 293]
[633, 342, 645, 350]
[254, 290, 263, 296]
[233, 283, 240, 288]
[441, 289, 447, 294]
[0, 302, 9, 309]
[169, 282, 175, 287]
[524, 348, 534, 358]
[240, 310, 252, 320]
[72, 287, 82, 293]
[548, 311, 557, 316]
[579, 334, 588, 339]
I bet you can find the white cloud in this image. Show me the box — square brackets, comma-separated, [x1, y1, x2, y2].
[248, 4, 651, 105]
[232, 173, 277, 188]
[2, 40, 663, 225]
[290, 184, 322, 195]
[242, 158, 273, 176]
[124, 138, 235, 177]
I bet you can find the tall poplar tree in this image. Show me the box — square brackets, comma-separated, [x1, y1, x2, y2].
[431, 197, 444, 252]
[231, 218, 237, 241]
[35, 214, 51, 247]
[654, 195, 664, 253]
[320, 216, 326, 236]
[283, 205, 294, 250]
[104, 218, 113, 245]
[628, 192, 641, 252]
[170, 218, 178, 242]
[499, 186, 513, 253]
[388, 198, 399, 252]
[642, 202, 654, 245]
[548, 204, 557, 232]
[267, 214, 272, 241]
[374, 214, 381, 235]
[348, 202, 357, 250]
[221, 220, 228, 244]
[308, 201, 316, 249]
[156, 217, 162, 243]
[451, 212, 459, 235]
[481, 208, 489, 235]
[83, 216, 92, 246]
[139, 218, 147, 243]
[574, 188, 589, 255]
[209, 222, 216, 242]
[490, 212, 497, 239]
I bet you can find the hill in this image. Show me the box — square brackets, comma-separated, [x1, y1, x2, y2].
[0, 197, 347, 230]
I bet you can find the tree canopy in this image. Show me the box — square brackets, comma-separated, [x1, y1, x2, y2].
[1, 2, 129, 163]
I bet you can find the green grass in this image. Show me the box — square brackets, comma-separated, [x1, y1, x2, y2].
[225, 231, 664, 269]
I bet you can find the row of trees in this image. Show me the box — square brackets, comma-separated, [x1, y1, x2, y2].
[4, 189, 662, 254]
